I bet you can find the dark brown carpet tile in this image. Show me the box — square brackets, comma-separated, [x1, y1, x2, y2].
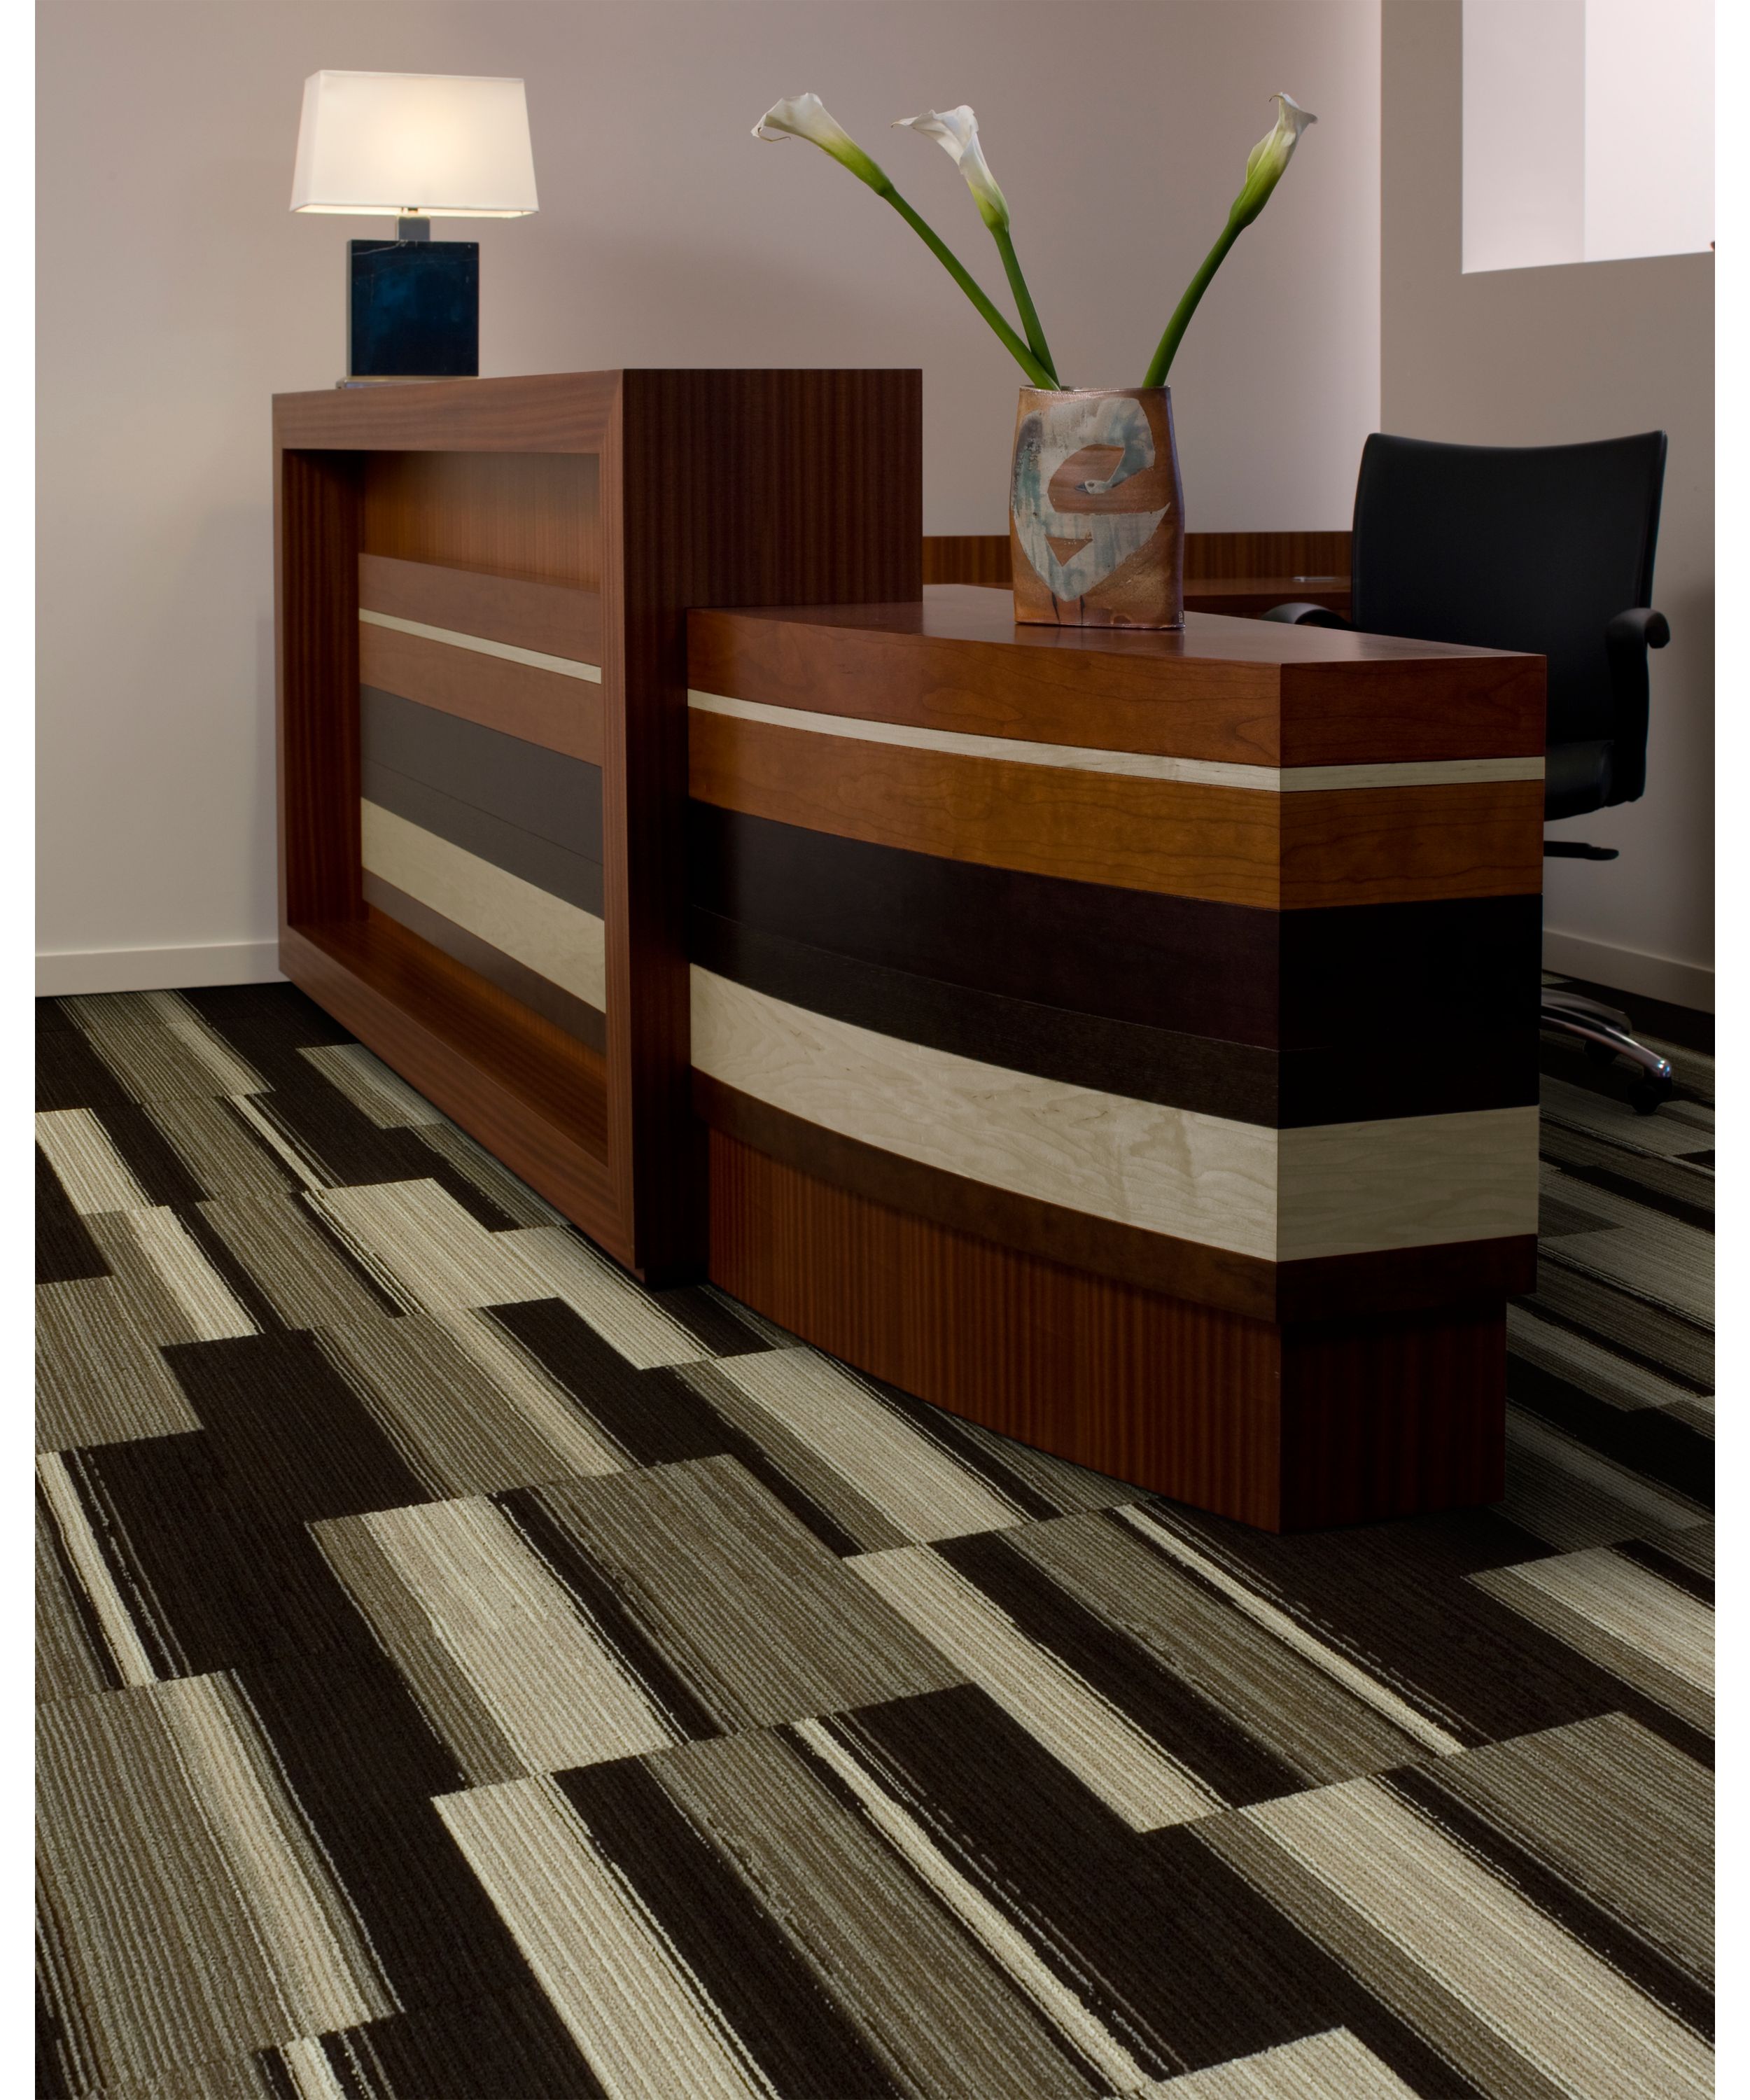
[36, 1149, 108, 1289]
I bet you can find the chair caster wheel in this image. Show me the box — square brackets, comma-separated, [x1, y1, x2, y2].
[1628, 1076, 1673, 1115]
[1585, 1040, 1617, 1068]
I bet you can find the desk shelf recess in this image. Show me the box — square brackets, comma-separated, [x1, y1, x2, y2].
[274, 370, 922, 1275]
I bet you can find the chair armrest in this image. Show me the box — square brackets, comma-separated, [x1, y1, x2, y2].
[1602, 607, 1669, 804]
[1261, 601, 1354, 629]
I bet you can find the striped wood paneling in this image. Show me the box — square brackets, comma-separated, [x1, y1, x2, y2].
[690, 969, 1539, 1265]
[358, 618, 603, 765]
[688, 706, 1546, 909]
[359, 552, 602, 663]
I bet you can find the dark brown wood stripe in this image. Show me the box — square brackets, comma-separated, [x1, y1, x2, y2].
[689, 804, 1544, 1049]
[691, 910, 1537, 1128]
[361, 687, 603, 862]
[360, 875, 606, 1054]
[358, 622, 603, 766]
[688, 593, 1545, 766]
[694, 1074, 1533, 1323]
[359, 552, 602, 664]
[363, 767, 603, 916]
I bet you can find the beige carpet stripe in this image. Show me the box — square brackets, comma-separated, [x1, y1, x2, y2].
[350, 1498, 676, 1776]
[708, 1349, 1026, 1543]
[314, 1520, 533, 1788]
[1431, 1715, 1713, 1985]
[360, 800, 606, 1011]
[226, 1094, 335, 1192]
[1242, 1778, 1714, 2100]
[438, 1775, 776, 2100]
[195, 1194, 395, 1333]
[692, 969, 1537, 1261]
[36, 1107, 153, 1215]
[535, 1458, 961, 1729]
[850, 1546, 1219, 1830]
[281, 2034, 355, 2100]
[360, 607, 603, 682]
[655, 1730, 1097, 2100]
[1118, 1508, 1466, 1756]
[1138, 2028, 1420, 2097]
[37, 1277, 202, 1452]
[298, 1043, 448, 1128]
[315, 1309, 622, 1500]
[143, 1093, 298, 1205]
[496, 1224, 714, 1368]
[1483, 1548, 1712, 1690]
[84, 1205, 257, 1343]
[36, 1499, 112, 1702]
[80, 1017, 267, 1103]
[35, 1452, 158, 1687]
[1471, 1572, 1713, 1733]
[36, 1676, 383, 2090]
[687, 690, 1545, 792]
[794, 1716, 1154, 2091]
[1499, 1408, 1709, 1550]
[167, 1674, 392, 2036]
[412, 1121, 570, 1228]
[679, 1361, 920, 1553]
[1506, 1302, 1704, 1414]
[1011, 1517, 1432, 1786]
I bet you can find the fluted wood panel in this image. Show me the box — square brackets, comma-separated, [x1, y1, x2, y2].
[706, 1131, 1507, 1532]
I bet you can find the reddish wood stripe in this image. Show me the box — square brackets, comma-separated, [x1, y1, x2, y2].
[688, 710, 1545, 909]
[360, 552, 602, 664]
[688, 592, 1544, 767]
[359, 621, 603, 766]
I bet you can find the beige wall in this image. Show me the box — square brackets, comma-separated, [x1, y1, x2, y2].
[36, 0, 1382, 988]
[1381, 1, 1714, 1007]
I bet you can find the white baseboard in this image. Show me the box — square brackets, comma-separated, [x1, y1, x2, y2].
[36, 940, 285, 997]
[1543, 929, 1713, 1013]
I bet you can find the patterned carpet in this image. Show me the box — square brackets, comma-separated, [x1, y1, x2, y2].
[36, 981, 1713, 2100]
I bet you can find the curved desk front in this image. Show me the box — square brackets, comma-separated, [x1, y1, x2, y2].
[685, 587, 1546, 1532]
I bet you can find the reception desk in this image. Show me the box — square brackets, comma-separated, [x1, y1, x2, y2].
[274, 372, 1543, 1532]
[685, 588, 1546, 1530]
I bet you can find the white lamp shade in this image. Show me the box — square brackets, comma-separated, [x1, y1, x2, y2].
[290, 70, 538, 218]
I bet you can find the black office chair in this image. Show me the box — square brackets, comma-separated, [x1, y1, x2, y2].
[1268, 430, 1674, 1112]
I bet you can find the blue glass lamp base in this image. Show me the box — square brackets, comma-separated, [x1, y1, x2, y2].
[347, 241, 479, 379]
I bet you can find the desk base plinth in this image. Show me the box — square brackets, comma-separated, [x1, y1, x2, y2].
[707, 1130, 1508, 1534]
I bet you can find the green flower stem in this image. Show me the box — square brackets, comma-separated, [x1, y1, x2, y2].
[878, 184, 1056, 388]
[992, 224, 1059, 386]
[1142, 211, 1245, 389]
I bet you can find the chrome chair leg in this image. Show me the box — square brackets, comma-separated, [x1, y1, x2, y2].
[1540, 987, 1674, 1114]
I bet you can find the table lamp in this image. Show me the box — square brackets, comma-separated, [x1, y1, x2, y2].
[290, 69, 538, 382]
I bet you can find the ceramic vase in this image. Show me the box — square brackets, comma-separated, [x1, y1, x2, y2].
[1009, 385, 1185, 629]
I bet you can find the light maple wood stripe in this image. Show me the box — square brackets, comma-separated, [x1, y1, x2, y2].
[687, 710, 1544, 909]
[361, 802, 605, 1014]
[358, 622, 603, 764]
[687, 690, 1546, 792]
[691, 970, 1539, 1262]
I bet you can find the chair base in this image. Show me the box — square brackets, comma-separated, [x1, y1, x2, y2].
[1541, 987, 1674, 1114]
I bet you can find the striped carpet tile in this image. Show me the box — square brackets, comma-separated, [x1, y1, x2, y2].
[36, 982, 1713, 2099]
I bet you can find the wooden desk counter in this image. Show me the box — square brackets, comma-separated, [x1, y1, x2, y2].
[686, 587, 1547, 1530]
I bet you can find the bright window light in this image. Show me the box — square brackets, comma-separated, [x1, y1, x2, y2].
[1462, 0, 1713, 273]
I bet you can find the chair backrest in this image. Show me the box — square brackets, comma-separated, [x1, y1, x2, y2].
[1350, 430, 1667, 752]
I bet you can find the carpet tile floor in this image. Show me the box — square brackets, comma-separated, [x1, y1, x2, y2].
[36, 982, 1714, 2099]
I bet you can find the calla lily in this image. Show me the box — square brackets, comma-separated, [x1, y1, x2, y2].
[892, 103, 1058, 385]
[1142, 88, 1317, 386]
[751, 91, 1056, 386]
[892, 106, 1009, 230]
[752, 93, 890, 195]
[1231, 92, 1317, 229]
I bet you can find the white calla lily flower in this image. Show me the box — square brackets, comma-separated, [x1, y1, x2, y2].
[752, 93, 889, 192]
[1231, 92, 1317, 227]
[892, 106, 1009, 231]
